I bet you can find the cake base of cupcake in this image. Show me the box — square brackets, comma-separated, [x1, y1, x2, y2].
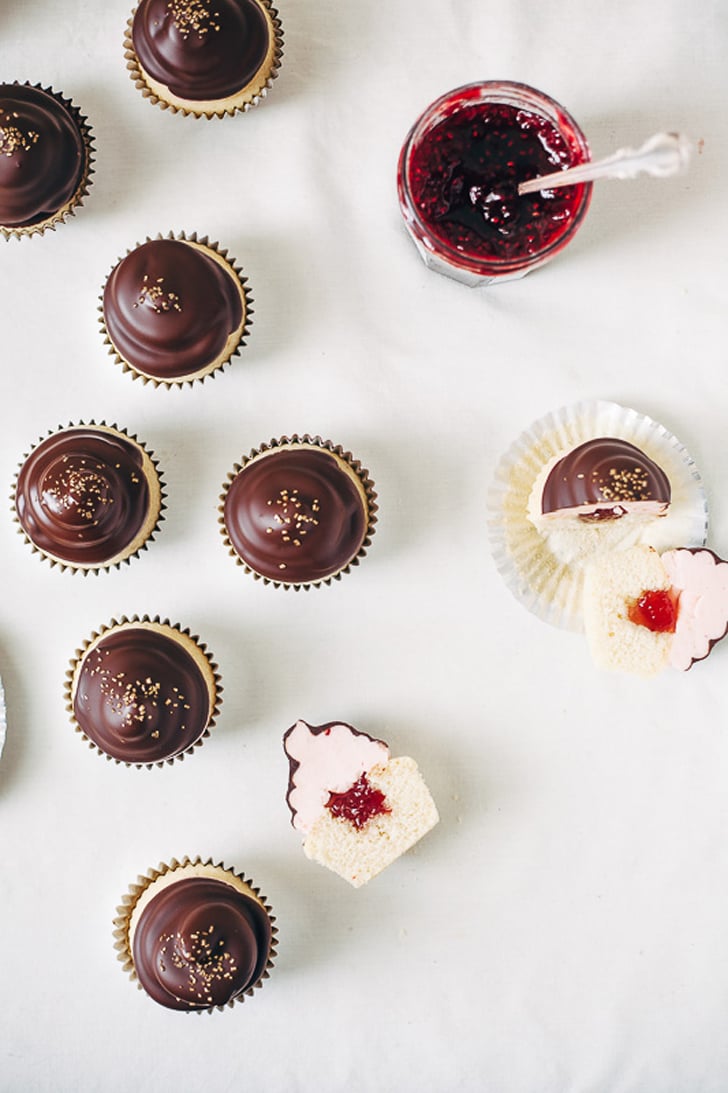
[303, 756, 440, 887]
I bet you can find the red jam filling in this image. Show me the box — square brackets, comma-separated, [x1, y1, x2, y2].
[628, 589, 678, 633]
[408, 102, 587, 262]
[326, 773, 391, 830]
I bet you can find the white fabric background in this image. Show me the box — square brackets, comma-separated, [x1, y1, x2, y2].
[1, 2, 727, 1090]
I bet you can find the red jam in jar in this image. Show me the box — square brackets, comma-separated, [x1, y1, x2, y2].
[397, 81, 592, 286]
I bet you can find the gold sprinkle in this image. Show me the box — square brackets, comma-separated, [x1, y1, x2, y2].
[0, 112, 40, 157]
[132, 273, 182, 314]
[167, 0, 222, 37]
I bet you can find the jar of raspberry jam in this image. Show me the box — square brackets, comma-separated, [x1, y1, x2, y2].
[397, 81, 593, 286]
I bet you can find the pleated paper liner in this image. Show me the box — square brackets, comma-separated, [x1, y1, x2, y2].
[0, 677, 6, 761]
[99, 231, 253, 386]
[65, 616, 222, 767]
[124, 0, 283, 119]
[0, 82, 94, 240]
[113, 856, 277, 1013]
[12, 421, 165, 572]
[487, 400, 708, 632]
[219, 434, 378, 589]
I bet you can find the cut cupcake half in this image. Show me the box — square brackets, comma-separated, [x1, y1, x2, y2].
[583, 545, 728, 675]
[284, 719, 439, 887]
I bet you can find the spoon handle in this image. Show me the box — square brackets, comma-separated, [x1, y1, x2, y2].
[518, 132, 693, 196]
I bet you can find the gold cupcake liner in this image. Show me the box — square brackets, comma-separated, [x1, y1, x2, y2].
[11, 421, 166, 573]
[124, 0, 283, 119]
[487, 399, 708, 631]
[112, 855, 277, 1013]
[218, 434, 379, 589]
[0, 82, 94, 241]
[65, 615, 222, 768]
[99, 230, 253, 387]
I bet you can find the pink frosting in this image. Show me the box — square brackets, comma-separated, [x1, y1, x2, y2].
[283, 720, 389, 833]
[662, 549, 728, 670]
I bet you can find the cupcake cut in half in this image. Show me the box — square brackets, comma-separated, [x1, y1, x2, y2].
[0, 81, 93, 239]
[13, 423, 164, 572]
[284, 719, 439, 887]
[220, 436, 377, 588]
[67, 616, 221, 765]
[125, 0, 283, 118]
[114, 856, 276, 1011]
[487, 400, 707, 631]
[584, 545, 728, 676]
[101, 233, 251, 386]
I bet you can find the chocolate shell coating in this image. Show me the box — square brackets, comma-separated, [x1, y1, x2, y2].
[541, 438, 671, 517]
[223, 447, 369, 584]
[132, 877, 272, 1010]
[103, 239, 243, 380]
[15, 427, 155, 567]
[73, 626, 212, 763]
[131, 0, 272, 101]
[283, 719, 388, 828]
[0, 83, 86, 228]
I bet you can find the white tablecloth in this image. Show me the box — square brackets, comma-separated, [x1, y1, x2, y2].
[2, 2, 727, 1090]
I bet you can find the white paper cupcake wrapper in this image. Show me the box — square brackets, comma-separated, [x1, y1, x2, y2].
[0, 677, 6, 759]
[487, 400, 708, 632]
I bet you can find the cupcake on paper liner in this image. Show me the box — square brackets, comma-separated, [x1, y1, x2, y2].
[113, 856, 276, 1012]
[1, 81, 94, 240]
[125, 0, 283, 119]
[12, 422, 165, 572]
[487, 400, 707, 631]
[100, 232, 252, 387]
[284, 719, 439, 888]
[66, 616, 222, 767]
[583, 544, 728, 677]
[219, 436, 378, 589]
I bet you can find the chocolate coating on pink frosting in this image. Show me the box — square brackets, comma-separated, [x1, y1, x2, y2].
[73, 626, 211, 763]
[102, 239, 243, 380]
[0, 83, 85, 228]
[223, 447, 369, 584]
[283, 719, 389, 831]
[132, 877, 272, 1010]
[15, 427, 153, 566]
[131, 0, 272, 101]
[541, 437, 671, 519]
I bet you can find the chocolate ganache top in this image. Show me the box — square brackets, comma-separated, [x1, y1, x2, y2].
[132, 876, 272, 1010]
[73, 624, 213, 763]
[132, 0, 272, 102]
[103, 239, 243, 381]
[541, 437, 671, 519]
[15, 427, 156, 567]
[0, 83, 86, 228]
[223, 445, 370, 584]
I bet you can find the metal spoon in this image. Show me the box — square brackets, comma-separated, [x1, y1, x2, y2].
[518, 131, 693, 196]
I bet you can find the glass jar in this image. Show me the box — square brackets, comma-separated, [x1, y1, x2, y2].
[397, 81, 592, 286]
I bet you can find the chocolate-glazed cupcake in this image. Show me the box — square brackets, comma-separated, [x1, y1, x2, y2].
[66, 617, 221, 766]
[13, 423, 164, 571]
[100, 233, 251, 386]
[125, 0, 283, 118]
[113, 857, 276, 1012]
[219, 436, 377, 588]
[540, 438, 672, 522]
[0, 82, 93, 240]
